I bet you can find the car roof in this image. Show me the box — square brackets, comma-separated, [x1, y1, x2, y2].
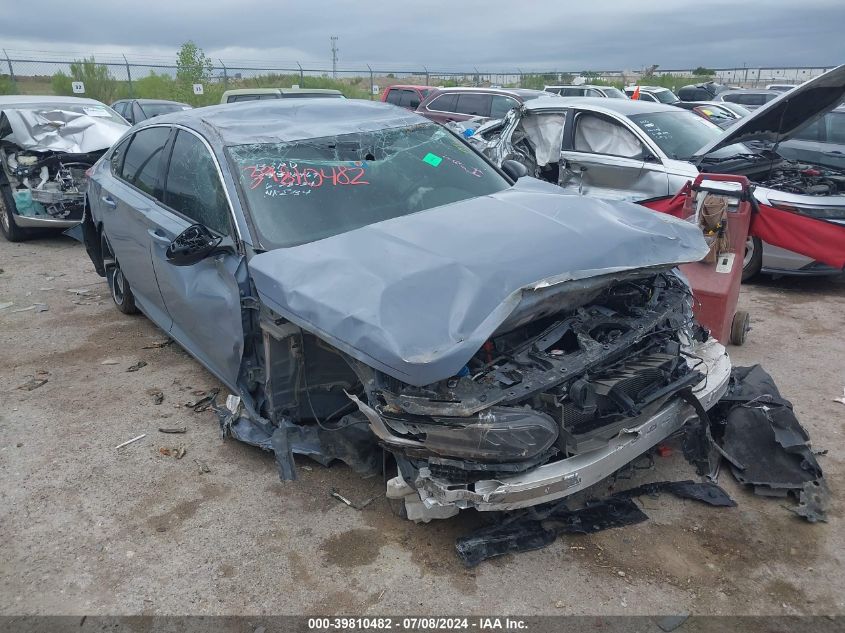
[546, 85, 618, 90]
[385, 84, 431, 90]
[430, 86, 547, 98]
[222, 88, 342, 96]
[626, 86, 671, 93]
[134, 98, 191, 106]
[0, 95, 107, 107]
[136, 98, 424, 146]
[523, 96, 672, 115]
[721, 89, 781, 95]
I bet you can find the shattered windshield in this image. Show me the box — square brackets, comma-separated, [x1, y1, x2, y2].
[228, 123, 509, 248]
[628, 111, 751, 160]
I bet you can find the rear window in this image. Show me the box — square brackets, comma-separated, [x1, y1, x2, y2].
[601, 88, 628, 99]
[227, 123, 509, 248]
[560, 88, 585, 97]
[139, 103, 190, 118]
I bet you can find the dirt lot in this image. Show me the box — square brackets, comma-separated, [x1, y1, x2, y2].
[1, 235, 844, 616]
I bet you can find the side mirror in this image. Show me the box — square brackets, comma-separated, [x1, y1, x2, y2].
[501, 159, 529, 180]
[166, 224, 223, 266]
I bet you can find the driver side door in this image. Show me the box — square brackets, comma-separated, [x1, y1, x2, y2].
[146, 128, 245, 390]
[559, 111, 670, 201]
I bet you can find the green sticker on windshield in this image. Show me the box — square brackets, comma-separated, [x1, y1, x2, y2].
[422, 152, 442, 167]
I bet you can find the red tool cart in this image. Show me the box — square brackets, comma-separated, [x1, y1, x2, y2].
[641, 174, 753, 346]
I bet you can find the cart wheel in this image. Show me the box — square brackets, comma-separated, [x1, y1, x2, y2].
[730, 310, 750, 346]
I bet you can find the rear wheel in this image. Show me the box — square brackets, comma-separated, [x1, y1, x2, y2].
[101, 233, 138, 314]
[0, 184, 30, 242]
[742, 236, 762, 282]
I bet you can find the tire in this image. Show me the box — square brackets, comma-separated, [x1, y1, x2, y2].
[742, 236, 762, 282]
[0, 184, 31, 242]
[101, 232, 138, 315]
[730, 310, 750, 346]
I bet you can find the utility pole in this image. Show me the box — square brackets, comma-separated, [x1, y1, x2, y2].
[330, 36, 339, 79]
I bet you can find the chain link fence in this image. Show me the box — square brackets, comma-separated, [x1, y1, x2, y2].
[0, 52, 834, 106]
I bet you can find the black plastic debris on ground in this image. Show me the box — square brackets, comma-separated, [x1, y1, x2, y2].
[702, 365, 828, 522]
[455, 480, 735, 567]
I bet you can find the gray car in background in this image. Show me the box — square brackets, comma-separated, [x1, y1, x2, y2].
[110, 99, 192, 125]
[81, 98, 729, 521]
[776, 105, 845, 170]
[468, 65, 845, 279]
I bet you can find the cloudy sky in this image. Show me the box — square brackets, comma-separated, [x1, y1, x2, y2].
[2, 0, 842, 71]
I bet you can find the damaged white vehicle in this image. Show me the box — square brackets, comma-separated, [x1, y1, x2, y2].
[469, 64, 845, 279]
[83, 99, 732, 522]
[0, 96, 128, 241]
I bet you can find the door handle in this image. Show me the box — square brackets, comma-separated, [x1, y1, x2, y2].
[147, 228, 171, 244]
[100, 195, 117, 209]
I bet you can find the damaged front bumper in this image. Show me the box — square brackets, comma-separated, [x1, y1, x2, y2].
[389, 337, 731, 519]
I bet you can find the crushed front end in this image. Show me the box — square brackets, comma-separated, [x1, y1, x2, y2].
[349, 272, 731, 521]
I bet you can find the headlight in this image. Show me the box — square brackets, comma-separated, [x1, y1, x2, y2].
[403, 406, 558, 462]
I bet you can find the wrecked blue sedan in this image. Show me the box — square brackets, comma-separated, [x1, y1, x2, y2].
[83, 99, 731, 521]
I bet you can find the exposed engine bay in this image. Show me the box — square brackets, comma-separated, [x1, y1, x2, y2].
[755, 161, 845, 196]
[356, 272, 703, 481]
[0, 147, 99, 221]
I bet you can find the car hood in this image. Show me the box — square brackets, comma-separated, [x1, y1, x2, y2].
[248, 178, 708, 387]
[0, 105, 128, 153]
[692, 64, 845, 163]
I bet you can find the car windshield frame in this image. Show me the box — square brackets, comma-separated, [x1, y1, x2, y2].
[627, 110, 752, 161]
[226, 122, 511, 249]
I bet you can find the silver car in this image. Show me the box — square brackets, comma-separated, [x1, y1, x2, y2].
[776, 105, 845, 171]
[471, 65, 845, 280]
[0, 96, 128, 241]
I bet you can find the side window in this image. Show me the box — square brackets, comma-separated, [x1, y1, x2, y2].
[162, 131, 230, 236]
[112, 102, 126, 117]
[110, 136, 131, 175]
[573, 113, 645, 159]
[120, 127, 171, 197]
[428, 93, 458, 112]
[586, 88, 603, 97]
[641, 93, 658, 103]
[385, 89, 402, 105]
[406, 90, 422, 109]
[132, 102, 146, 122]
[490, 95, 519, 119]
[455, 93, 491, 117]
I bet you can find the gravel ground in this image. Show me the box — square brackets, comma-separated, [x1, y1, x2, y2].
[1, 235, 844, 616]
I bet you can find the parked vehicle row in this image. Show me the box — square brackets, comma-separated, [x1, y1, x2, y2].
[464, 66, 845, 279]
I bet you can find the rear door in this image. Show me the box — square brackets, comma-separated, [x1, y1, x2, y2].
[97, 126, 173, 328]
[559, 110, 670, 200]
[146, 128, 245, 388]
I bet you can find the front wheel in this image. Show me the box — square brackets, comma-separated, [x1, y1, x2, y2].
[742, 236, 762, 282]
[0, 184, 31, 242]
[101, 233, 138, 315]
